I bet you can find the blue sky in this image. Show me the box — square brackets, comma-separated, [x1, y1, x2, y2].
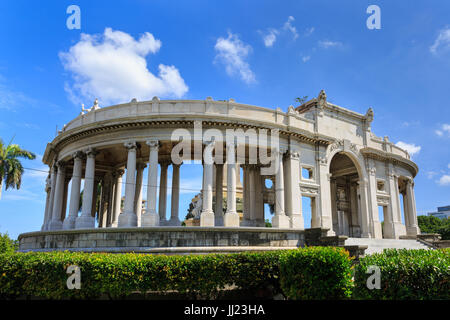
[0, 1, 449, 239]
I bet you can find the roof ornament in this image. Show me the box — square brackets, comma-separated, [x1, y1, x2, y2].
[365, 107, 374, 132]
[317, 89, 327, 116]
[365, 107, 374, 122]
[317, 90, 327, 108]
[288, 105, 296, 114]
[80, 103, 87, 115]
[92, 98, 100, 110]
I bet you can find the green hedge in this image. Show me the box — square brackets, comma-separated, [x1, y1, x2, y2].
[0, 250, 283, 299]
[279, 247, 354, 299]
[1, 247, 448, 300]
[354, 249, 450, 300]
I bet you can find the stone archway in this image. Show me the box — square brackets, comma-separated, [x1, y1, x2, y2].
[329, 152, 363, 237]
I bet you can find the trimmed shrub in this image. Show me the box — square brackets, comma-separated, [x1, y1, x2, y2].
[354, 249, 450, 300]
[279, 247, 354, 300]
[0, 250, 284, 299]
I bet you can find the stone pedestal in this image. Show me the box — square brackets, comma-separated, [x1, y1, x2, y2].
[272, 214, 290, 228]
[200, 212, 216, 227]
[118, 213, 138, 227]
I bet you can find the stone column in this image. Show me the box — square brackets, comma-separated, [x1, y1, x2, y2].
[384, 169, 402, 239]
[134, 162, 146, 226]
[241, 165, 251, 225]
[63, 152, 83, 229]
[405, 178, 420, 235]
[99, 173, 112, 228]
[248, 166, 257, 225]
[75, 148, 97, 229]
[60, 177, 70, 223]
[272, 149, 290, 228]
[214, 163, 224, 226]
[349, 182, 360, 236]
[358, 179, 372, 238]
[200, 141, 215, 226]
[91, 177, 100, 218]
[159, 161, 169, 224]
[367, 161, 382, 238]
[142, 139, 160, 226]
[330, 178, 338, 233]
[168, 163, 181, 226]
[253, 169, 265, 227]
[284, 151, 303, 229]
[41, 172, 53, 231]
[48, 162, 65, 230]
[317, 149, 333, 235]
[110, 169, 124, 227]
[224, 142, 239, 227]
[105, 172, 116, 227]
[118, 142, 138, 227]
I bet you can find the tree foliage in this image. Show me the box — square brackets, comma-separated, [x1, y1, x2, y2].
[418, 215, 450, 240]
[0, 138, 36, 199]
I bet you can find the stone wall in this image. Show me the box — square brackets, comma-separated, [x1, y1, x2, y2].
[18, 227, 305, 253]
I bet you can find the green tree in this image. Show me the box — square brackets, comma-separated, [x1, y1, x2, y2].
[295, 96, 309, 105]
[437, 218, 450, 240]
[0, 232, 17, 254]
[417, 215, 443, 234]
[0, 138, 36, 200]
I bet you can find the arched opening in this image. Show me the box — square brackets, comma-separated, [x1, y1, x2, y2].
[329, 152, 362, 237]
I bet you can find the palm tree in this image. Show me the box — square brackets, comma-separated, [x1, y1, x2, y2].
[0, 138, 36, 200]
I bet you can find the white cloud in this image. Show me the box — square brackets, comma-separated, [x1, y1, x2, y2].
[283, 16, 299, 40]
[318, 40, 343, 49]
[214, 32, 256, 84]
[60, 28, 188, 106]
[426, 171, 437, 179]
[304, 27, 315, 37]
[262, 28, 279, 47]
[302, 55, 311, 63]
[435, 123, 450, 137]
[395, 141, 421, 157]
[430, 27, 450, 54]
[260, 17, 300, 47]
[0, 77, 37, 111]
[437, 175, 450, 186]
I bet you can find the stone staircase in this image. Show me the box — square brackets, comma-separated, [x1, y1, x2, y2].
[344, 237, 433, 255]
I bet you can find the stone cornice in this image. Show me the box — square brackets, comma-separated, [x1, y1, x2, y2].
[359, 147, 419, 177]
[43, 118, 333, 165]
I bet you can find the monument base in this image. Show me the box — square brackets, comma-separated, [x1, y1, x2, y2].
[18, 226, 304, 253]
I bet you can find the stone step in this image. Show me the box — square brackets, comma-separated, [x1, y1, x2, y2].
[344, 237, 432, 255]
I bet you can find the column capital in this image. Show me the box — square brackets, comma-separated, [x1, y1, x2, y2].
[160, 160, 170, 168]
[72, 151, 85, 160]
[136, 162, 147, 170]
[146, 139, 159, 149]
[368, 166, 376, 176]
[405, 176, 414, 186]
[317, 155, 327, 166]
[85, 147, 98, 157]
[56, 160, 66, 170]
[172, 162, 182, 168]
[124, 141, 137, 150]
[286, 150, 300, 160]
[113, 169, 125, 177]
